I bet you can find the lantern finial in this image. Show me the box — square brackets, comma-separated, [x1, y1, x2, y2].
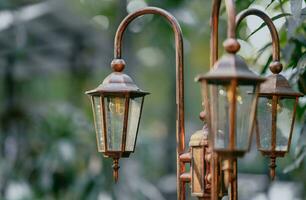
[112, 158, 120, 183]
[111, 59, 126, 72]
[269, 156, 276, 180]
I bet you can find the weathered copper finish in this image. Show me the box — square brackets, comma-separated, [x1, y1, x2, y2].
[112, 7, 186, 199]
[86, 60, 149, 96]
[259, 74, 303, 97]
[236, 8, 304, 181]
[269, 156, 277, 180]
[112, 158, 120, 183]
[180, 173, 191, 183]
[196, 54, 265, 84]
[207, 1, 266, 200]
[189, 127, 211, 198]
[84, 0, 302, 199]
[179, 152, 192, 163]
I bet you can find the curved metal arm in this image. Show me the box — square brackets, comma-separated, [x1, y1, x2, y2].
[236, 8, 280, 62]
[113, 7, 186, 200]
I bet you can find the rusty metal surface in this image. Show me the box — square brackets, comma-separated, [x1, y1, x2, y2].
[196, 54, 265, 84]
[259, 74, 303, 97]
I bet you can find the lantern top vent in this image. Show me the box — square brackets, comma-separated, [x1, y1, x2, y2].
[196, 54, 265, 84]
[189, 127, 208, 147]
[259, 74, 303, 97]
[86, 59, 149, 97]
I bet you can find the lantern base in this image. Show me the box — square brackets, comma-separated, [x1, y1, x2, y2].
[213, 149, 246, 158]
[103, 151, 132, 158]
[258, 149, 286, 157]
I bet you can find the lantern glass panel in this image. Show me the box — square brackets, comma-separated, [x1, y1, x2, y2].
[93, 96, 105, 152]
[209, 84, 230, 149]
[236, 85, 257, 150]
[126, 97, 143, 151]
[276, 98, 295, 151]
[104, 96, 126, 151]
[257, 97, 272, 150]
[208, 84, 256, 151]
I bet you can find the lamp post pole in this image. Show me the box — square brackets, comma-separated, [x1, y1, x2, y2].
[208, 0, 285, 199]
[113, 7, 187, 200]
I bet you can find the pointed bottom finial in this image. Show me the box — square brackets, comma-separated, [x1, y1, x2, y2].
[269, 156, 277, 181]
[112, 158, 120, 183]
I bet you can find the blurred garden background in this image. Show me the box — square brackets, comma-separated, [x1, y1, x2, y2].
[0, 0, 305, 199]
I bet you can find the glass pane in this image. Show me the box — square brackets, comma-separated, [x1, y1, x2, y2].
[104, 96, 125, 151]
[209, 85, 230, 150]
[257, 97, 272, 151]
[93, 97, 105, 152]
[235, 85, 256, 150]
[276, 98, 295, 151]
[126, 97, 143, 151]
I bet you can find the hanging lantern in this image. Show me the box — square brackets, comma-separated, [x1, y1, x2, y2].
[86, 59, 149, 182]
[256, 62, 303, 180]
[189, 125, 211, 198]
[197, 52, 265, 157]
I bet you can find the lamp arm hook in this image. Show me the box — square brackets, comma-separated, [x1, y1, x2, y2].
[236, 8, 281, 62]
[236, 8, 282, 73]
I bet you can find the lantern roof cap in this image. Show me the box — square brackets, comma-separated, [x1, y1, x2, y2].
[189, 127, 209, 147]
[86, 72, 149, 96]
[259, 74, 303, 97]
[196, 54, 265, 84]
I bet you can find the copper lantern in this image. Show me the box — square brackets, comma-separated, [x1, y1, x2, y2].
[197, 54, 265, 157]
[256, 62, 303, 179]
[189, 125, 211, 198]
[86, 59, 149, 182]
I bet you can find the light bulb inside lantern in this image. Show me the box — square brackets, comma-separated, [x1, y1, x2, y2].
[266, 99, 282, 112]
[218, 87, 244, 105]
[109, 97, 125, 115]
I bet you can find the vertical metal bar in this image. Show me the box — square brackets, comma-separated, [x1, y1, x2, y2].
[101, 96, 108, 152]
[133, 97, 145, 152]
[271, 96, 278, 151]
[229, 80, 237, 150]
[232, 159, 238, 200]
[287, 97, 298, 151]
[121, 95, 130, 151]
[269, 95, 278, 180]
[210, 0, 221, 66]
[210, 1, 221, 199]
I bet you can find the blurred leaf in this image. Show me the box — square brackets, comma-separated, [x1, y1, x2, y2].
[284, 122, 306, 173]
[260, 55, 272, 74]
[266, 0, 276, 9]
[290, 0, 303, 19]
[246, 13, 291, 40]
[253, 42, 272, 64]
[235, 0, 256, 11]
[283, 149, 306, 173]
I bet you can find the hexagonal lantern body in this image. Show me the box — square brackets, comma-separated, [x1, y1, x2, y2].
[197, 54, 265, 157]
[86, 67, 149, 181]
[189, 127, 211, 198]
[256, 74, 303, 158]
